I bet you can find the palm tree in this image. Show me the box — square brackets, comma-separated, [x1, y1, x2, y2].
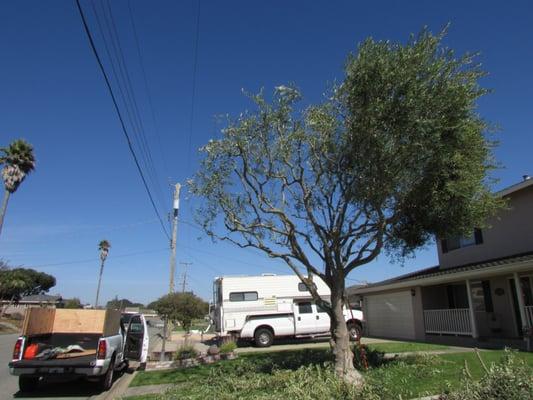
[0, 139, 36, 237]
[94, 240, 111, 308]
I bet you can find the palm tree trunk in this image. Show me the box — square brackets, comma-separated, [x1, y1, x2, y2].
[0, 190, 11, 238]
[95, 260, 105, 308]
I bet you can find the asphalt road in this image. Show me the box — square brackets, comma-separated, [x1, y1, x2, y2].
[0, 334, 125, 400]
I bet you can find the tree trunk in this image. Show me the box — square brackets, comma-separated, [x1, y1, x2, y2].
[0, 295, 15, 319]
[329, 285, 364, 386]
[0, 190, 11, 238]
[94, 260, 105, 308]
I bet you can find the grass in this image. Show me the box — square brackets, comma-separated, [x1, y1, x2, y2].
[367, 341, 448, 353]
[126, 348, 533, 400]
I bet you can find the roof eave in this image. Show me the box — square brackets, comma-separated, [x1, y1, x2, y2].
[352, 258, 533, 295]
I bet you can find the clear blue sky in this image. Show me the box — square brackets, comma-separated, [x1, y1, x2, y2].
[1, 0, 532, 305]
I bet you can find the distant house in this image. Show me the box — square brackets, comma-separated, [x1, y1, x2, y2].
[349, 177, 533, 349]
[1, 294, 63, 317]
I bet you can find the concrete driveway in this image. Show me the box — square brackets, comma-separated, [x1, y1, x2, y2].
[0, 333, 132, 400]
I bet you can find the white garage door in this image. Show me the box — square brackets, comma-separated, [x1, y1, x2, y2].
[365, 291, 415, 340]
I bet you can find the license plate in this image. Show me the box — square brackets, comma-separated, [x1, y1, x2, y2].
[39, 367, 64, 374]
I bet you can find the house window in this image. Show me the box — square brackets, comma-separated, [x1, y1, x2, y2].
[229, 292, 258, 302]
[446, 284, 468, 309]
[470, 281, 494, 312]
[298, 282, 308, 292]
[298, 302, 313, 314]
[441, 229, 483, 253]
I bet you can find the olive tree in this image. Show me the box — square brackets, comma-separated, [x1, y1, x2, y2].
[189, 28, 500, 383]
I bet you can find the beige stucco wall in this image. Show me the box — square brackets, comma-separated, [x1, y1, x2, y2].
[437, 185, 533, 269]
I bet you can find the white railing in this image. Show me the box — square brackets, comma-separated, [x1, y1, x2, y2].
[424, 308, 472, 335]
[526, 306, 533, 327]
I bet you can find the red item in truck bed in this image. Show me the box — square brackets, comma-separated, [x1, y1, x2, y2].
[23, 343, 39, 359]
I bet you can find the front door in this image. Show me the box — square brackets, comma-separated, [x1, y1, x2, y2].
[125, 314, 149, 363]
[294, 302, 316, 334]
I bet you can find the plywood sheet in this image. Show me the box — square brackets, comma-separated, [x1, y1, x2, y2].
[55, 350, 96, 359]
[52, 309, 106, 333]
[103, 309, 121, 336]
[22, 308, 56, 336]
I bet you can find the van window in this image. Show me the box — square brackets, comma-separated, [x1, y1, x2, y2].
[229, 292, 258, 302]
[298, 302, 313, 314]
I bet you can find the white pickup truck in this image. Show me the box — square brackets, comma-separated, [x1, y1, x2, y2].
[239, 301, 364, 347]
[8, 309, 149, 393]
[212, 275, 364, 347]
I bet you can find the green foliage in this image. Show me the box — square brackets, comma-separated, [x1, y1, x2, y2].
[339, 27, 502, 255]
[352, 344, 385, 369]
[63, 297, 82, 309]
[0, 139, 36, 193]
[219, 341, 237, 354]
[174, 344, 199, 360]
[0, 266, 56, 300]
[441, 350, 533, 400]
[98, 239, 111, 261]
[190, 27, 500, 304]
[105, 296, 144, 310]
[151, 292, 208, 332]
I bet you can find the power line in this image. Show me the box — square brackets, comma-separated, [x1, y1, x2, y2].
[32, 248, 168, 268]
[127, 0, 170, 179]
[76, 0, 170, 240]
[186, 0, 202, 176]
[100, 0, 168, 212]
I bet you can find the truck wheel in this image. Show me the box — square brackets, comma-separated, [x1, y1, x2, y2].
[347, 322, 362, 341]
[19, 376, 39, 392]
[99, 358, 115, 391]
[254, 328, 274, 347]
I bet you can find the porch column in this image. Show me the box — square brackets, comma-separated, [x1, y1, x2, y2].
[465, 279, 479, 339]
[513, 272, 529, 330]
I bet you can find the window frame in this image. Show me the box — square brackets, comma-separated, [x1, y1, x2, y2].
[228, 291, 258, 302]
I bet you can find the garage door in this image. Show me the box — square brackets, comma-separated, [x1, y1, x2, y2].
[365, 291, 415, 340]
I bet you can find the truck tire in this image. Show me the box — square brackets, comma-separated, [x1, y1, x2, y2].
[99, 358, 115, 391]
[254, 328, 274, 347]
[347, 322, 362, 341]
[19, 376, 39, 392]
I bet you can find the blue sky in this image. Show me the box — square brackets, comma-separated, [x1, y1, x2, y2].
[0, 0, 532, 305]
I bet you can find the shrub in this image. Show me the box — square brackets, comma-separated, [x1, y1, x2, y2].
[352, 344, 385, 369]
[174, 344, 199, 360]
[220, 341, 237, 354]
[440, 349, 533, 400]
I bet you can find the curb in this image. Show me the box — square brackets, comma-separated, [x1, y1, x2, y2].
[90, 369, 137, 400]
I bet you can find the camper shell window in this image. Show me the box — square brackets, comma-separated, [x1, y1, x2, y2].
[229, 291, 258, 302]
[298, 282, 308, 292]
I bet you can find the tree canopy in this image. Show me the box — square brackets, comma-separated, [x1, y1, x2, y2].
[151, 292, 208, 332]
[0, 265, 56, 301]
[189, 27, 500, 382]
[106, 296, 144, 310]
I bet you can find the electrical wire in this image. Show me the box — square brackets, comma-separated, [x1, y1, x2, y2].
[76, 0, 170, 240]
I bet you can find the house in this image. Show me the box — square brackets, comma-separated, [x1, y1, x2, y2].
[1, 294, 63, 317]
[349, 177, 533, 349]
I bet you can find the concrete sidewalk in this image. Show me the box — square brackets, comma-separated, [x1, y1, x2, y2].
[122, 384, 173, 398]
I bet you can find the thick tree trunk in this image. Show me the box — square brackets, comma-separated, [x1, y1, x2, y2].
[329, 284, 364, 386]
[0, 190, 11, 238]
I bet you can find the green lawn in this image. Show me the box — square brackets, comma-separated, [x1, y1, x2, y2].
[367, 341, 448, 353]
[126, 348, 533, 400]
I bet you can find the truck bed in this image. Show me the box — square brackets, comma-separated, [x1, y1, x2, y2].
[9, 354, 97, 369]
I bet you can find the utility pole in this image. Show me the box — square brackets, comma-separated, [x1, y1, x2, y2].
[179, 262, 192, 292]
[161, 183, 180, 362]
[169, 183, 181, 293]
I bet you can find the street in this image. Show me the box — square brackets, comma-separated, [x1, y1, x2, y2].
[0, 334, 125, 400]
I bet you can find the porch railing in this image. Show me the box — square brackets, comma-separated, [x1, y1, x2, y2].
[424, 308, 472, 335]
[526, 306, 533, 327]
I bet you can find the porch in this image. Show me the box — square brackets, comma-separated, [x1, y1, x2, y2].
[421, 272, 533, 340]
